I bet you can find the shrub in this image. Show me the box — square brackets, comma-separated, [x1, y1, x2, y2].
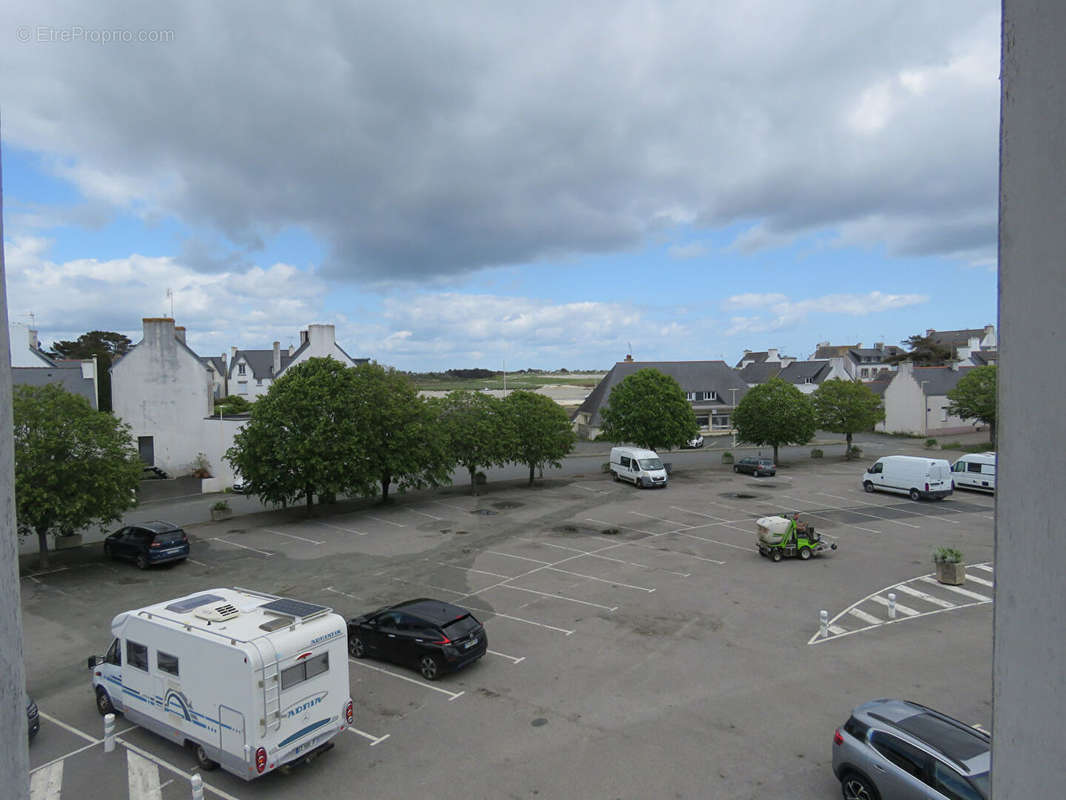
[924, 438, 938, 448]
[192, 452, 212, 478]
[211, 500, 230, 512]
[846, 445, 863, 459]
[721, 451, 734, 464]
[810, 448, 824, 459]
[601, 462, 612, 473]
[933, 546, 963, 564]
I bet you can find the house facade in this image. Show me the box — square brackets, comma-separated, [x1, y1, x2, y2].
[875, 361, 980, 436]
[228, 324, 366, 399]
[812, 341, 904, 380]
[572, 360, 749, 440]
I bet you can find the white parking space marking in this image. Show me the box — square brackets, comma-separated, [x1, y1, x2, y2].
[432, 501, 471, 512]
[210, 537, 274, 556]
[315, 521, 368, 536]
[776, 504, 881, 535]
[670, 529, 753, 552]
[670, 506, 730, 522]
[485, 550, 551, 565]
[325, 586, 365, 601]
[262, 528, 324, 545]
[917, 577, 993, 603]
[367, 514, 406, 528]
[545, 565, 656, 592]
[491, 583, 618, 611]
[624, 540, 725, 565]
[629, 510, 695, 527]
[584, 519, 729, 562]
[781, 494, 920, 529]
[127, 750, 162, 800]
[29, 761, 62, 800]
[187, 558, 210, 567]
[118, 738, 244, 800]
[973, 564, 994, 572]
[349, 658, 465, 700]
[966, 574, 994, 588]
[893, 583, 957, 609]
[827, 624, 847, 635]
[487, 648, 526, 664]
[404, 508, 444, 520]
[870, 595, 919, 616]
[817, 491, 959, 524]
[22, 567, 69, 581]
[528, 540, 655, 571]
[39, 711, 97, 744]
[847, 607, 883, 626]
[346, 726, 391, 746]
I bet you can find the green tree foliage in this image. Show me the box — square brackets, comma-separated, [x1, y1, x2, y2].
[502, 390, 576, 485]
[13, 384, 142, 569]
[885, 333, 953, 366]
[947, 365, 997, 444]
[599, 368, 698, 451]
[434, 390, 510, 494]
[732, 377, 816, 464]
[214, 394, 253, 415]
[812, 378, 885, 456]
[350, 363, 453, 502]
[48, 330, 132, 413]
[226, 357, 368, 513]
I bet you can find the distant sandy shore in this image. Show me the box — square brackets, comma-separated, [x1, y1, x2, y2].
[419, 383, 595, 407]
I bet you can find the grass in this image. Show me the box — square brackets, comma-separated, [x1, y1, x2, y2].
[938, 441, 995, 452]
[409, 373, 602, 391]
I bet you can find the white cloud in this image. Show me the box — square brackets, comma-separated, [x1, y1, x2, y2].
[722, 290, 928, 336]
[667, 241, 709, 259]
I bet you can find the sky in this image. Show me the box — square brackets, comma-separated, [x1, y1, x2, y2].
[1, 1, 1000, 371]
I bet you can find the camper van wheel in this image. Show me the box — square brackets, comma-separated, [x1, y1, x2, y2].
[349, 636, 367, 658]
[770, 549, 783, 563]
[419, 655, 441, 681]
[863, 481, 874, 493]
[95, 688, 115, 716]
[799, 547, 812, 560]
[192, 743, 219, 771]
[909, 488, 921, 501]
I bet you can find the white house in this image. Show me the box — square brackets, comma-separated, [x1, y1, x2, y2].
[228, 324, 366, 399]
[811, 341, 905, 380]
[8, 326, 56, 367]
[875, 361, 981, 436]
[735, 348, 796, 369]
[776, 358, 853, 394]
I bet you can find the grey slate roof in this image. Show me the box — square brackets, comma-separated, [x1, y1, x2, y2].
[777, 361, 831, 384]
[574, 361, 749, 428]
[971, 351, 998, 366]
[912, 366, 975, 396]
[813, 344, 859, 359]
[927, 328, 987, 347]
[231, 349, 296, 380]
[865, 372, 894, 397]
[201, 356, 226, 375]
[734, 350, 768, 367]
[851, 346, 903, 359]
[13, 365, 98, 409]
[737, 362, 782, 384]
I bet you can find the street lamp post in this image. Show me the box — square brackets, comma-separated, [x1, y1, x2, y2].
[729, 387, 739, 448]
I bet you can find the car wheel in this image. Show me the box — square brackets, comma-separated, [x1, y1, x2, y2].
[96, 688, 116, 716]
[799, 547, 812, 560]
[840, 771, 880, 800]
[349, 636, 367, 659]
[135, 554, 149, 570]
[612, 471, 620, 482]
[770, 549, 783, 563]
[193, 743, 219, 771]
[909, 488, 921, 501]
[863, 481, 874, 493]
[419, 655, 441, 681]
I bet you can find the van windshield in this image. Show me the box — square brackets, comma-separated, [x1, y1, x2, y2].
[638, 458, 664, 471]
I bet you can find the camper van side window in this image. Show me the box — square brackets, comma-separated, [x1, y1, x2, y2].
[280, 652, 330, 690]
[127, 641, 148, 672]
[281, 664, 304, 690]
[157, 651, 179, 677]
[306, 652, 329, 680]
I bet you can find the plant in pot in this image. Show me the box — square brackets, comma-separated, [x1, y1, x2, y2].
[933, 546, 965, 585]
[210, 500, 232, 522]
[192, 452, 212, 479]
[721, 451, 734, 465]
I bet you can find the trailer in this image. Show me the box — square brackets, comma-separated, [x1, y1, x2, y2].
[88, 587, 352, 780]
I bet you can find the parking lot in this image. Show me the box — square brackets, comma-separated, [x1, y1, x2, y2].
[21, 444, 995, 799]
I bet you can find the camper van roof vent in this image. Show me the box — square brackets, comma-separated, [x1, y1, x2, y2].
[166, 593, 225, 614]
[194, 603, 241, 622]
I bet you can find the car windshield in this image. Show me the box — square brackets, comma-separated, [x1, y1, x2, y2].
[638, 458, 663, 470]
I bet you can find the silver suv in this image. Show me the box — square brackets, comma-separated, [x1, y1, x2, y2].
[832, 699, 990, 800]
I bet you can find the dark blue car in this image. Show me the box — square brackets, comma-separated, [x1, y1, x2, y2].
[104, 521, 189, 569]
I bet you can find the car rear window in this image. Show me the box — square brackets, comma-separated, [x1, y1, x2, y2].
[443, 615, 480, 638]
[153, 531, 186, 546]
[894, 714, 989, 762]
[843, 716, 870, 740]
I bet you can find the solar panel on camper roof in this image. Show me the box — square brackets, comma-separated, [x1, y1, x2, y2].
[166, 594, 225, 613]
[259, 598, 328, 618]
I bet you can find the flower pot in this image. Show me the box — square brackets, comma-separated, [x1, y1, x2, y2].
[210, 508, 232, 522]
[935, 561, 966, 586]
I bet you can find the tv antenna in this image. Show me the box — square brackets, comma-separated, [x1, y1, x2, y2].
[166, 288, 174, 318]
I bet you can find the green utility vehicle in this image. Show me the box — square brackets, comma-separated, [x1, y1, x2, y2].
[756, 514, 838, 562]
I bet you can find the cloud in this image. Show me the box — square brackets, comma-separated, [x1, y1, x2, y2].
[0, 1, 1000, 280]
[722, 290, 928, 335]
[667, 241, 708, 259]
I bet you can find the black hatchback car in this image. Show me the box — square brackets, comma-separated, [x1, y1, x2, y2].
[347, 599, 487, 681]
[104, 521, 189, 569]
[734, 457, 776, 477]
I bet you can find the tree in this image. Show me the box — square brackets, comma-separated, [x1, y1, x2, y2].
[812, 379, 885, 457]
[598, 368, 698, 451]
[885, 333, 953, 366]
[732, 377, 816, 464]
[48, 330, 132, 413]
[350, 363, 453, 502]
[226, 357, 369, 513]
[434, 390, 510, 494]
[502, 391, 576, 484]
[214, 394, 253, 416]
[947, 365, 997, 444]
[13, 384, 142, 569]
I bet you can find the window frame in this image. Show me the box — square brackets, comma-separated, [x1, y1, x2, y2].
[126, 640, 149, 672]
[157, 650, 180, 677]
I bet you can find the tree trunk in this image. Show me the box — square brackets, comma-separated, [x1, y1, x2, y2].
[772, 443, 779, 465]
[305, 484, 314, 516]
[846, 431, 853, 458]
[528, 463, 535, 485]
[380, 473, 391, 504]
[468, 466, 478, 495]
[36, 529, 50, 570]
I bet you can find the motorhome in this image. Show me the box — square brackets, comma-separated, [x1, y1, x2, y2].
[950, 451, 996, 492]
[88, 587, 352, 780]
[610, 447, 668, 488]
[862, 456, 953, 500]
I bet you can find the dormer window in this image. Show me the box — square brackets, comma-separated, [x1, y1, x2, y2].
[686, 392, 696, 401]
[238, 363, 246, 376]
[703, 391, 719, 401]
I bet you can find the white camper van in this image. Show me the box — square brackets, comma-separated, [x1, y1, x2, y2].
[950, 451, 996, 492]
[862, 455, 953, 500]
[88, 587, 352, 780]
[610, 447, 668, 488]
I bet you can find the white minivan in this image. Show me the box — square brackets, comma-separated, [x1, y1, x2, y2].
[950, 451, 996, 492]
[862, 455, 953, 500]
[610, 447, 668, 488]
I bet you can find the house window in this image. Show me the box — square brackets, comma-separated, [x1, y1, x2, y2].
[695, 415, 709, 428]
[685, 392, 697, 401]
[256, 378, 263, 386]
[238, 381, 248, 395]
[702, 391, 719, 401]
[711, 413, 731, 430]
[861, 368, 869, 378]
[238, 363, 246, 376]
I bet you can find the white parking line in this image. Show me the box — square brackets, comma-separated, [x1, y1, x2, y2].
[893, 583, 957, 609]
[545, 566, 656, 592]
[118, 738, 244, 800]
[21, 567, 69, 581]
[493, 583, 618, 611]
[29, 760, 62, 800]
[917, 576, 993, 603]
[315, 521, 368, 536]
[405, 508, 444, 520]
[346, 726, 391, 746]
[774, 503, 881, 535]
[187, 559, 210, 567]
[485, 550, 551, 565]
[349, 658, 465, 700]
[263, 528, 324, 545]
[128, 749, 162, 800]
[669, 506, 730, 522]
[529, 540, 655, 570]
[432, 501, 471, 512]
[39, 711, 97, 744]
[487, 648, 526, 664]
[780, 494, 920, 529]
[629, 510, 693, 527]
[367, 515, 406, 528]
[210, 537, 274, 556]
[817, 491, 959, 525]
[585, 518, 730, 562]
[973, 564, 994, 572]
[325, 586, 365, 601]
[870, 595, 920, 616]
[848, 607, 883, 626]
[467, 555, 655, 592]
[671, 529, 752, 552]
[624, 540, 725, 565]
[966, 574, 994, 588]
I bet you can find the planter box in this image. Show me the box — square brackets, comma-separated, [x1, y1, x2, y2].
[935, 561, 966, 585]
[210, 508, 232, 522]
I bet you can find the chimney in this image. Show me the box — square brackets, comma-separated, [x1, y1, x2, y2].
[926, 329, 935, 336]
[28, 328, 39, 351]
[174, 326, 186, 344]
[767, 348, 779, 362]
[300, 330, 309, 346]
[874, 342, 884, 350]
[623, 353, 634, 362]
[288, 343, 294, 357]
[272, 341, 281, 375]
[221, 353, 227, 368]
[142, 317, 177, 356]
[307, 324, 335, 355]
[230, 346, 238, 363]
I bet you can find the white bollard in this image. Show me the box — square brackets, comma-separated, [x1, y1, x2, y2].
[820, 609, 828, 638]
[191, 774, 205, 800]
[888, 592, 897, 619]
[103, 712, 115, 753]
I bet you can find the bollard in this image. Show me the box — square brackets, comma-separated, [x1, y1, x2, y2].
[104, 712, 115, 753]
[819, 609, 828, 639]
[888, 592, 897, 620]
[191, 774, 205, 800]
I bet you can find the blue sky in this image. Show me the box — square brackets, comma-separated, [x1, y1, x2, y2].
[2, 2, 999, 370]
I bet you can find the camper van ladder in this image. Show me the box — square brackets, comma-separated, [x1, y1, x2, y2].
[262, 660, 282, 731]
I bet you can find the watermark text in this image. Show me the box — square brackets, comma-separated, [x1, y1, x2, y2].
[17, 25, 175, 44]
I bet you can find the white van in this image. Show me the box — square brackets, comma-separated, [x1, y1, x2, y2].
[610, 447, 668, 488]
[88, 587, 352, 780]
[950, 451, 996, 492]
[862, 455, 953, 500]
